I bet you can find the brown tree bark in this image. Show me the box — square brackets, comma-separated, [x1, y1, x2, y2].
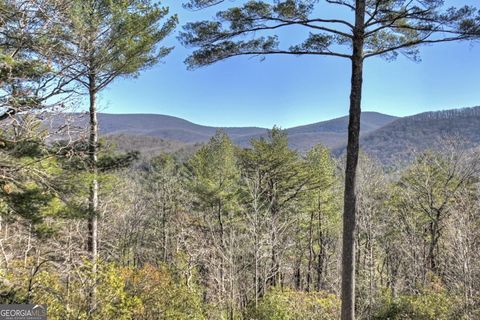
[306, 210, 315, 292]
[341, 0, 365, 318]
[87, 74, 98, 258]
[87, 72, 98, 312]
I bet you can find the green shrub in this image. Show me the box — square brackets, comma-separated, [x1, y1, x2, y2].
[246, 288, 340, 320]
[372, 289, 459, 320]
[121, 263, 205, 320]
[2, 260, 205, 320]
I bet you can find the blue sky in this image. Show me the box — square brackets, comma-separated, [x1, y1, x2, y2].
[98, 0, 480, 129]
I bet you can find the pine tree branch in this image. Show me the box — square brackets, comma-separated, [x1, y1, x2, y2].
[364, 34, 472, 59]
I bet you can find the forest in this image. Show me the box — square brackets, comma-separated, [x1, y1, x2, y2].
[1, 0, 480, 320]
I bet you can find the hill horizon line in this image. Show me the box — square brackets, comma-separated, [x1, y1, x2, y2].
[67, 110, 396, 130]
[68, 105, 479, 129]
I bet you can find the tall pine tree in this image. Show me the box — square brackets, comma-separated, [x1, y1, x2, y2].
[179, 1, 480, 318]
[57, 0, 177, 309]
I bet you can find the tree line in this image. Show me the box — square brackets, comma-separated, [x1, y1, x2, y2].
[2, 126, 480, 319]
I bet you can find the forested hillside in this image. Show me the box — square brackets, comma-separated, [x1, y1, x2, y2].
[61, 111, 396, 152]
[3, 126, 480, 319]
[357, 106, 480, 164]
[93, 107, 480, 166]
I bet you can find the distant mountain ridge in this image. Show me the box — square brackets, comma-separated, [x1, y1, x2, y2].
[352, 106, 480, 164]
[62, 106, 480, 165]
[65, 111, 397, 152]
[96, 113, 266, 142]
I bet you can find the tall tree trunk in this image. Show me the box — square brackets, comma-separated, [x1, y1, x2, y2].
[87, 73, 98, 312]
[269, 228, 278, 287]
[316, 235, 325, 292]
[217, 201, 226, 304]
[316, 200, 325, 291]
[307, 210, 314, 292]
[254, 211, 260, 309]
[162, 203, 168, 262]
[427, 211, 441, 273]
[341, 0, 365, 318]
[229, 213, 235, 320]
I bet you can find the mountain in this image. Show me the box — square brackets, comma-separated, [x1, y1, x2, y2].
[58, 107, 480, 165]
[287, 112, 397, 135]
[348, 106, 480, 164]
[64, 111, 397, 153]
[70, 113, 266, 143]
[285, 112, 397, 151]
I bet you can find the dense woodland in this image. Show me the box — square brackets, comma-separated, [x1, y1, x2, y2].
[358, 107, 480, 166]
[1, 0, 480, 319]
[3, 123, 480, 319]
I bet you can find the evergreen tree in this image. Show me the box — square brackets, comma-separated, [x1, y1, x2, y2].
[0, 0, 72, 121]
[239, 128, 309, 292]
[179, 1, 480, 318]
[185, 130, 240, 318]
[301, 145, 340, 292]
[0, 0, 74, 235]
[57, 0, 177, 299]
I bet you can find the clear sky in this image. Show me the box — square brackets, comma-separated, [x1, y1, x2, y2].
[98, 0, 480, 129]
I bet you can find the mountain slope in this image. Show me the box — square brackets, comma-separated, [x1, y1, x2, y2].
[96, 113, 266, 142]
[354, 106, 480, 164]
[287, 112, 397, 135]
[51, 107, 480, 164]
[74, 111, 397, 151]
[286, 112, 398, 151]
